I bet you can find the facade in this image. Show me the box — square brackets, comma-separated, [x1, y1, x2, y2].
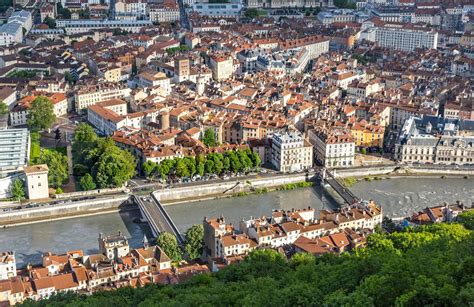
[55, 19, 152, 34]
[373, 23, 438, 51]
[0, 252, 16, 281]
[98, 232, 130, 260]
[149, 0, 180, 23]
[395, 115, 474, 165]
[192, 1, 242, 17]
[0, 129, 29, 175]
[209, 55, 233, 81]
[24, 164, 49, 200]
[75, 83, 132, 112]
[308, 127, 355, 168]
[246, 0, 332, 9]
[271, 131, 313, 173]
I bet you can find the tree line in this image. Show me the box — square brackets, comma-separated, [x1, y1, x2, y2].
[21, 215, 474, 306]
[142, 148, 261, 181]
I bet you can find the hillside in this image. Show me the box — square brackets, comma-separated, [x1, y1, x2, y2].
[22, 215, 474, 306]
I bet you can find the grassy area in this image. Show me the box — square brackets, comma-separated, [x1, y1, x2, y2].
[277, 181, 313, 191]
[30, 132, 41, 163]
[341, 176, 357, 187]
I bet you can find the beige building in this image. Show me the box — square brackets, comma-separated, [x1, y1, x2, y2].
[75, 83, 132, 113]
[98, 232, 130, 260]
[24, 164, 49, 200]
[308, 127, 355, 168]
[209, 55, 233, 81]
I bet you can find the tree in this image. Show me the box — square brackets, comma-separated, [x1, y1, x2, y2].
[55, 187, 63, 194]
[184, 224, 204, 260]
[27, 96, 56, 131]
[10, 179, 25, 201]
[458, 211, 474, 230]
[35, 150, 68, 188]
[156, 232, 182, 261]
[245, 8, 259, 18]
[203, 128, 217, 147]
[197, 162, 205, 177]
[44, 16, 56, 29]
[142, 161, 157, 180]
[92, 145, 136, 188]
[175, 159, 190, 178]
[0, 101, 8, 115]
[80, 173, 96, 191]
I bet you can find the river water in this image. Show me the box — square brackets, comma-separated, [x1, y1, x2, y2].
[1, 177, 472, 267]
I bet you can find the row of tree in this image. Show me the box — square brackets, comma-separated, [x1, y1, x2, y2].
[73, 124, 136, 190]
[142, 148, 261, 180]
[156, 224, 204, 262]
[25, 216, 474, 306]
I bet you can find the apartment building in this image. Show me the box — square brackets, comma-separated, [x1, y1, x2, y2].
[271, 131, 313, 173]
[0, 252, 16, 281]
[373, 23, 438, 51]
[149, 0, 180, 23]
[55, 19, 152, 35]
[308, 127, 355, 168]
[75, 83, 131, 113]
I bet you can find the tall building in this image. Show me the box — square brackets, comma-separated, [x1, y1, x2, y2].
[271, 131, 313, 173]
[372, 22, 438, 51]
[308, 127, 355, 168]
[174, 57, 190, 82]
[24, 164, 49, 200]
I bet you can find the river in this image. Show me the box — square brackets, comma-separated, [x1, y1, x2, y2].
[0, 177, 472, 267]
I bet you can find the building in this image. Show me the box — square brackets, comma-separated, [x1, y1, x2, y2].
[0, 23, 23, 46]
[369, 21, 438, 51]
[209, 55, 233, 81]
[24, 164, 49, 200]
[308, 127, 355, 168]
[0, 128, 29, 176]
[395, 115, 474, 165]
[271, 131, 313, 173]
[192, 1, 242, 17]
[75, 83, 131, 113]
[98, 232, 130, 260]
[55, 19, 152, 35]
[149, 0, 180, 23]
[0, 252, 16, 281]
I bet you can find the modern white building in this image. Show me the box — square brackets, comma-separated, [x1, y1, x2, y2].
[308, 128, 355, 168]
[370, 22, 438, 51]
[192, 1, 242, 17]
[271, 131, 313, 173]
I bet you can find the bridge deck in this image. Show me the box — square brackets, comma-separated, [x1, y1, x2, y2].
[324, 170, 359, 205]
[135, 195, 184, 245]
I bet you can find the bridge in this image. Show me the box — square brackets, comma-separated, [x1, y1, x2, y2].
[133, 194, 185, 245]
[321, 168, 359, 205]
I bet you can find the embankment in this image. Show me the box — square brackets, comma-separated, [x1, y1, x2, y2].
[332, 165, 474, 178]
[155, 173, 311, 204]
[0, 195, 132, 226]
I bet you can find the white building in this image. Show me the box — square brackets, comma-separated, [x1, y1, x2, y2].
[308, 128, 355, 168]
[192, 1, 242, 17]
[0, 23, 23, 47]
[370, 22, 438, 52]
[55, 19, 152, 34]
[24, 164, 49, 200]
[8, 10, 33, 33]
[271, 131, 313, 173]
[98, 232, 130, 260]
[75, 83, 132, 112]
[0, 252, 16, 281]
[149, 0, 180, 23]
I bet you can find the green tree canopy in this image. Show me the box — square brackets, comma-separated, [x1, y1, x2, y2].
[92, 143, 136, 188]
[27, 96, 56, 131]
[184, 224, 204, 260]
[10, 179, 25, 201]
[0, 101, 8, 115]
[203, 128, 217, 147]
[35, 150, 68, 188]
[79, 173, 96, 191]
[156, 232, 182, 262]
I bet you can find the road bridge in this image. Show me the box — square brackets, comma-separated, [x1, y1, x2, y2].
[134, 194, 184, 245]
[321, 169, 359, 205]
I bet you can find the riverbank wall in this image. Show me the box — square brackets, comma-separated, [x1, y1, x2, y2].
[156, 173, 310, 204]
[332, 165, 474, 178]
[0, 195, 132, 226]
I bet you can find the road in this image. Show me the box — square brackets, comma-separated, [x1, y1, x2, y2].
[176, 0, 190, 29]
